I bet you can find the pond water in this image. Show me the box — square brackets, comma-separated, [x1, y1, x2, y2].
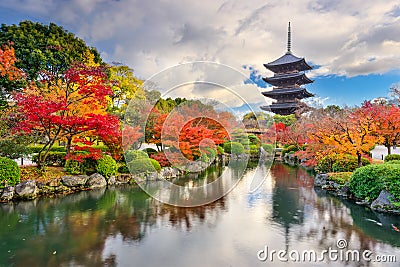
[0, 163, 399, 267]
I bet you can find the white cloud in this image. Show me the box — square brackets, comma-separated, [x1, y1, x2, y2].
[1, 0, 400, 81]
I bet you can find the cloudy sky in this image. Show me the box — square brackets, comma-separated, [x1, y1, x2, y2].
[1, 0, 400, 108]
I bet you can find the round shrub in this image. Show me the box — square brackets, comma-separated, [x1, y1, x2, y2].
[223, 142, 244, 155]
[64, 159, 85, 175]
[0, 157, 20, 186]
[96, 155, 118, 179]
[262, 144, 274, 153]
[384, 154, 400, 162]
[349, 164, 400, 200]
[217, 146, 224, 155]
[149, 158, 161, 171]
[248, 134, 261, 146]
[125, 150, 148, 162]
[127, 159, 158, 174]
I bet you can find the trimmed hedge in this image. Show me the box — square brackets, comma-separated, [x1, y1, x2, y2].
[0, 157, 20, 187]
[316, 154, 370, 173]
[28, 145, 66, 153]
[96, 155, 118, 178]
[385, 160, 400, 165]
[223, 142, 244, 155]
[328, 172, 352, 185]
[349, 164, 400, 200]
[384, 154, 400, 162]
[32, 151, 66, 167]
[125, 150, 148, 162]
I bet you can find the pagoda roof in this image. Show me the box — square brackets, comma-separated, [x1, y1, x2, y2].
[264, 53, 312, 72]
[262, 87, 314, 99]
[262, 72, 313, 87]
[261, 102, 299, 115]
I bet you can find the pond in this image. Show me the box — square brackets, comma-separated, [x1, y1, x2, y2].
[0, 163, 399, 266]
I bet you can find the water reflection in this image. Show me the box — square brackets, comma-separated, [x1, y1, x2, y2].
[0, 163, 399, 267]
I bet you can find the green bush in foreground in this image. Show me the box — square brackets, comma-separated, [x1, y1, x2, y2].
[384, 154, 400, 162]
[0, 157, 20, 187]
[127, 158, 160, 174]
[385, 160, 400, 165]
[32, 151, 66, 167]
[125, 150, 148, 162]
[96, 155, 118, 179]
[223, 142, 244, 155]
[348, 164, 400, 200]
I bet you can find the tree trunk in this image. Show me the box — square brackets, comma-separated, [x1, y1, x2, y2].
[357, 152, 362, 167]
[66, 136, 72, 157]
[386, 144, 391, 155]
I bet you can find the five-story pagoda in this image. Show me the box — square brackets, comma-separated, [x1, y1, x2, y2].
[261, 22, 314, 115]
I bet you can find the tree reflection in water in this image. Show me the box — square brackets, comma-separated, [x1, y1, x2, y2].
[0, 163, 399, 267]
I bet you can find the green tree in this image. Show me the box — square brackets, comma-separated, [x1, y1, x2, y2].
[108, 64, 145, 116]
[0, 21, 102, 82]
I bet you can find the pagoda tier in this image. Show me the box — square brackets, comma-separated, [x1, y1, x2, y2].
[263, 53, 312, 73]
[261, 102, 298, 116]
[260, 22, 314, 116]
[262, 72, 313, 87]
[262, 87, 314, 100]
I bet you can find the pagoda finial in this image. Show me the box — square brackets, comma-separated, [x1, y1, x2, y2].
[287, 22, 291, 53]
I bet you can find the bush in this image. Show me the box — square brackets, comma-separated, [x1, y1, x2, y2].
[128, 158, 159, 174]
[150, 152, 171, 167]
[282, 145, 298, 155]
[32, 152, 66, 167]
[384, 154, 400, 162]
[249, 144, 259, 156]
[385, 160, 400, 165]
[96, 155, 118, 179]
[316, 154, 370, 173]
[142, 148, 157, 156]
[248, 134, 261, 146]
[0, 157, 20, 187]
[204, 148, 217, 160]
[332, 155, 370, 172]
[125, 150, 148, 162]
[200, 153, 209, 163]
[64, 159, 85, 175]
[328, 172, 352, 185]
[217, 146, 224, 155]
[223, 142, 244, 155]
[262, 144, 274, 153]
[28, 145, 66, 153]
[118, 163, 130, 174]
[149, 158, 161, 171]
[349, 164, 400, 200]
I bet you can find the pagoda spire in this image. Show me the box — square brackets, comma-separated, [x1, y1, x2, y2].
[287, 22, 291, 53]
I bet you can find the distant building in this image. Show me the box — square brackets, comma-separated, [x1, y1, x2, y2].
[261, 22, 314, 115]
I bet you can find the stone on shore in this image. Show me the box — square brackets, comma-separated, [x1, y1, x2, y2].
[371, 190, 400, 214]
[15, 180, 38, 200]
[1, 186, 15, 201]
[61, 175, 89, 187]
[86, 173, 107, 189]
